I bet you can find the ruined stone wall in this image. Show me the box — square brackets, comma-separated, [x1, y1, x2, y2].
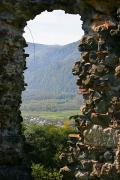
[0, 2, 31, 179]
[0, 0, 120, 179]
[60, 3, 120, 180]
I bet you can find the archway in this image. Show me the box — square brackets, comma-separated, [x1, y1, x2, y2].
[0, 0, 120, 179]
[22, 10, 83, 124]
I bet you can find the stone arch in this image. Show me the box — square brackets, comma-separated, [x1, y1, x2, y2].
[0, 0, 120, 179]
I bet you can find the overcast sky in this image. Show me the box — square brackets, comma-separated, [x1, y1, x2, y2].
[23, 10, 84, 45]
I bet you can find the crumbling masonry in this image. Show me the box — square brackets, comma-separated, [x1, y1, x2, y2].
[0, 0, 120, 179]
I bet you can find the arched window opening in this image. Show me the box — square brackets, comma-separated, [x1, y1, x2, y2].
[21, 10, 84, 125]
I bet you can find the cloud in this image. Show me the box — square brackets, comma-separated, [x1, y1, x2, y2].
[23, 10, 84, 45]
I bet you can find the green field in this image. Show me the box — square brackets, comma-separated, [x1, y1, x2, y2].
[22, 110, 80, 120]
[21, 95, 83, 120]
[21, 96, 82, 120]
[21, 97, 81, 111]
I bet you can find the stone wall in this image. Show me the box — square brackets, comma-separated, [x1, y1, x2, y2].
[60, 4, 120, 180]
[0, 0, 120, 179]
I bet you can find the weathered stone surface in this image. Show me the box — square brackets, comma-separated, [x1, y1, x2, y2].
[60, 4, 120, 180]
[0, 0, 120, 179]
[84, 125, 120, 148]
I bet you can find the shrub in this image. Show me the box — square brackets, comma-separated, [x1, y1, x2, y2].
[32, 163, 62, 180]
[24, 124, 76, 179]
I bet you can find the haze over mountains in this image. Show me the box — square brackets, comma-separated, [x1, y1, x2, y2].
[22, 41, 80, 100]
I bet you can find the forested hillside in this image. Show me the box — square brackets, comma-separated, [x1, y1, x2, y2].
[23, 41, 80, 100]
[21, 41, 83, 115]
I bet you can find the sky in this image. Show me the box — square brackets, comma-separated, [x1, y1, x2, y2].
[23, 10, 84, 45]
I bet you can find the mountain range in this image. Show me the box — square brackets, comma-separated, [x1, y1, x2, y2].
[22, 41, 80, 100]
